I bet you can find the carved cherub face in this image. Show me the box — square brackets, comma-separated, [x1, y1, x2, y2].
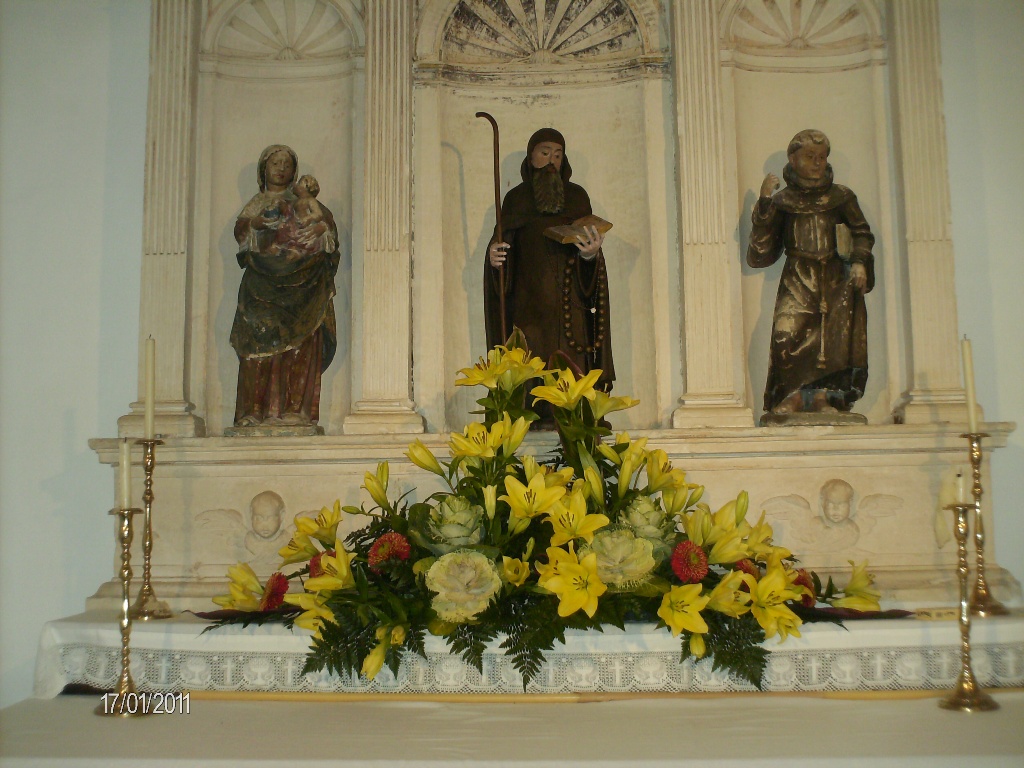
[530, 141, 563, 172]
[250, 492, 285, 538]
[265, 150, 296, 190]
[820, 480, 854, 525]
[789, 143, 829, 181]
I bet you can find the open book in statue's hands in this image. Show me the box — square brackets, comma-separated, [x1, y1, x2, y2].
[543, 214, 613, 244]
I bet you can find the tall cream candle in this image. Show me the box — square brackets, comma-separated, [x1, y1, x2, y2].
[119, 438, 132, 509]
[956, 470, 968, 504]
[960, 336, 978, 433]
[144, 337, 155, 439]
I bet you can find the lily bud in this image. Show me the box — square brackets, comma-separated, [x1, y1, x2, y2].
[360, 642, 388, 680]
[483, 484, 498, 519]
[406, 440, 444, 476]
[686, 485, 705, 508]
[363, 472, 390, 509]
[735, 490, 749, 526]
[584, 466, 605, 509]
[504, 416, 530, 455]
[376, 461, 389, 488]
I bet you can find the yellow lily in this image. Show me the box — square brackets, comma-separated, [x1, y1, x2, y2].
[361, 642, 388, 680]
[294, 500, 343, 548]
[681, 505, 712, 547]
[496, 346, 546, 391]
[502, 414, 530, 455]
[362, 469, 390, 509]
[535, 545, 578, 586]
[657, 584, 710, 637]
[449, 420, 506, 459]
[278, 531, 321, 566]
[590, 390, 640, 420]
[454, 348, 504, 389]
[304, 537, 356, 593]
[706, 570, 754, 618]
[406, 440, 444, 476]
[749, 562, 805, 640]
[541, 545, 607, 618]
[546, 489, 610, 546]
[831, 560, 882, 611]
[707, 528, 750, 565]
[501, 474, 566, 521]
[644, 449, 688, 494]
[212, 562, 263, 611]
[742, 512, 776, 562]
[502, 556, 531, 587]
[283, 592, 336, 637]
[530, 368, 602, 409]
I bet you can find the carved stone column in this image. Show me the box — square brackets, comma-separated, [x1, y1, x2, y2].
[888, 0, 968, 424]
[118, 0, 203, 438]
[671, 0, 753, 428]
[343, 0, 424, 434]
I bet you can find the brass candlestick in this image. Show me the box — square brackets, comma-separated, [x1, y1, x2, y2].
[130, 439, 172, 620]
[96, 505, 153, 717]
[963, 433, 1008, 617]
[939, 503, 998, 711]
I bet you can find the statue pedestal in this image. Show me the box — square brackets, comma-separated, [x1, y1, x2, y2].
[760, 412, 869, 427]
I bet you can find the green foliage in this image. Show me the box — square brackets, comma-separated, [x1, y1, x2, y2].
[693, 612, 770, 691]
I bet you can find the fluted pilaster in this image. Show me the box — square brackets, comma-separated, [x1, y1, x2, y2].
[344, 0, 423, 434]
[671, 0, 752, 428]
[119, 0, 203, 438]
[888, 0, 968, 424]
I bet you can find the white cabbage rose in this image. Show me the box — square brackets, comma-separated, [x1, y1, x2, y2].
[620, 496, 673, 563]
[425, 550, 502, 623]
[584, 528, 656, 589]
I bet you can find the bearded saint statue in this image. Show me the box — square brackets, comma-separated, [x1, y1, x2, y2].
[484, 128, 615, 393]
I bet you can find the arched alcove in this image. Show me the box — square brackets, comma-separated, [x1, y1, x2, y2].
[411, 0, 678, 433]
[191, 0, 365, 435]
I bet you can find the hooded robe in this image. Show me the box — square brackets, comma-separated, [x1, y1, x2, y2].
[747, 163, 874, 413]
[483, 129, 614, 388]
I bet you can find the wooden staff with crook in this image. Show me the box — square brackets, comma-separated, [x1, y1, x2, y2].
[476, 111, 507, 341]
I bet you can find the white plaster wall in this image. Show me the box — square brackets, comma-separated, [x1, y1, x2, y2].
[0, 0, 149, 708]
[940, 0, 1024, 610]
[0, 0, 1021, 709]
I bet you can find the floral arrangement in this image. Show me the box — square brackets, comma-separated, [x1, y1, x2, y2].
[207, 334, 881, 688]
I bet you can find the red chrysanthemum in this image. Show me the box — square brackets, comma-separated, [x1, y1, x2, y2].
[258, 572, 289, 611]
[734, 558, 759, 591]
[671, 540, 709, 583]
[794, 568, 816, 607]
[368, 532, 412, 573]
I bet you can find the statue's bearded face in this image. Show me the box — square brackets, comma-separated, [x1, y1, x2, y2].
[530, 142, 565, 214]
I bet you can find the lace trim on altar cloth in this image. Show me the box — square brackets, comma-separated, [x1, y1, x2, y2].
[49, 642, 1024, 696]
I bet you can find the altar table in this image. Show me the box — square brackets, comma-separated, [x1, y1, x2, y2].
[32, 610, 1024, 697]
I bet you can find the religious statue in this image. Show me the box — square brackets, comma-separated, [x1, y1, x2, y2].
[229, 145, 339, 429]
[484, 128, 615, 397]
[747, 129, 875, 424]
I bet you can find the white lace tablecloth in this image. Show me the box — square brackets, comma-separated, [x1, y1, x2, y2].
[34, 611, 1024, 697]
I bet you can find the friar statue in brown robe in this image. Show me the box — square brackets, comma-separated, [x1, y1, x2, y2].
[747, 129, 875, 419]
[485, 128, 614, 392]
[230, 144, 339, 428]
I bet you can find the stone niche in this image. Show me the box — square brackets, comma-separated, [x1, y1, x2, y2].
[91, 0, 1018, 611]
